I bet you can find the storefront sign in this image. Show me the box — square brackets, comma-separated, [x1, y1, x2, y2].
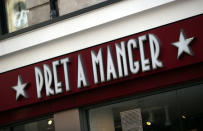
[31, 33, 164, 100]
[0, 15, 203, 112]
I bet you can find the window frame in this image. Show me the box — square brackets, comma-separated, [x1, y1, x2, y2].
[0, 0, 8, 35]
[80, 80, 203, 131]
[0, 0, 121, 41]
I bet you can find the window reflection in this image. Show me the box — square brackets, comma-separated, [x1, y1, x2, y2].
[5, 0, 28, 32]
[0, 128, 9, 131]
[178, 84, 203, 131]
[13, 118, 55, 131]
[3, 0, 109, 33]
[88, 83, 203, 131]
[0, 117, 55, 131]
[89, 91, 180, 131]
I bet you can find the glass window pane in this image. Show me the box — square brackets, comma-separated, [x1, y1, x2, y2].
[0, 128, 10, 131]
[58, 0, 108, 16]
[3, 0, 114, 33]
[177, 84, 203, 131]
[89, 91, 180, 131]
[5, 0, 51, 33]
[13, 118, 55, 131]
[5, 0, 29, 32]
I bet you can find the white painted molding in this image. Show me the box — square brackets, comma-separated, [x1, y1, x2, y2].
[1, 0, 203, 73]
[0, 0, 174, 57]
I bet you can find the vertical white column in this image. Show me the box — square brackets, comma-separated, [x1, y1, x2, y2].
[54, 108, 81, 131]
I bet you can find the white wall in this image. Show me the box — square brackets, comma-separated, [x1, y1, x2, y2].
[0, 0, 203, 73]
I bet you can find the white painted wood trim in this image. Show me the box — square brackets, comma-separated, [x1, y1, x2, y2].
[1, 0, 203, 73]
[0, 0, 174, 57]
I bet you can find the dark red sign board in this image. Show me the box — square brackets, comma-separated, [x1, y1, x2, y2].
[0, 15, 203, 124]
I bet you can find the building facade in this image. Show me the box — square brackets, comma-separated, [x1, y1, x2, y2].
[0, 0, 203, 131]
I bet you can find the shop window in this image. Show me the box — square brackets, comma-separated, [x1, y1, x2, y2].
[87, 83, 203, 131]
[0, 128, 9, 131]
[88, 91, 180, 131]
[177, 84, 203, 131]
[0, 117, 55, 131]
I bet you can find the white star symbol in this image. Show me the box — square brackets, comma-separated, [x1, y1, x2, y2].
[172, 29, 195, 59]
[11, 75, 29, 100]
